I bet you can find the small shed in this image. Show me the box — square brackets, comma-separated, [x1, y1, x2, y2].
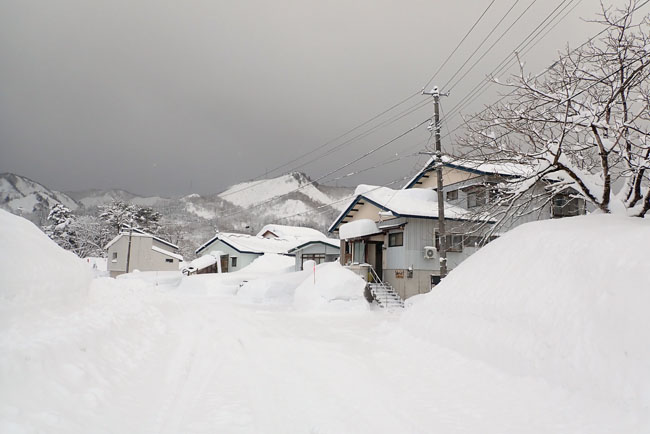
[287, 239, 340, 271]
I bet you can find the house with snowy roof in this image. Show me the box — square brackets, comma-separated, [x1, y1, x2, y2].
[105, 228, 183, 278]
[406, 156, 586, 231]
[328, 185, 491, 300]
[195, 224, 339, 273]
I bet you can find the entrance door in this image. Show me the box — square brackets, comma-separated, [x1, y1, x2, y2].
[220, 255, 229, 273]
[374, 242, 383, 279]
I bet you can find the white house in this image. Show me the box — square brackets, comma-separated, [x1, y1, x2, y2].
[286, 239, 340, 272]
[195, 224, 339, 273]
[105, 228, 183, 278]
[328, 185, 490, 300]
[330, 156, 588, 303]
[405, 156, 587, 231]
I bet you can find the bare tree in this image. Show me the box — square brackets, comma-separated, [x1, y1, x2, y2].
[458, 1, 650, 229]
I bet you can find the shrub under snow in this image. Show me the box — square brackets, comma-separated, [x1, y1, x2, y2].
[401, 214, 650, 410]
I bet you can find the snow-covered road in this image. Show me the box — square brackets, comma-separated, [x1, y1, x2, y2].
[3, 271, 637, 434]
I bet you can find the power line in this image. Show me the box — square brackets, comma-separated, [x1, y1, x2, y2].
[217, 1, 516, 201]
[443, 0, 547, 92]
[217, 117, 432, 220]
[422, 0, 497, 91]
[440, 0, 524, 92]
[439, 0, 584, 136]
[217, 97, 431, 201]
[438, 0, 648, 143]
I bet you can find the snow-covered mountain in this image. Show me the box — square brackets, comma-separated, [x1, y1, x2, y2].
[1, 171, 353, 254]
[66, 189, 169, 208]
[0, 173, 79, 223]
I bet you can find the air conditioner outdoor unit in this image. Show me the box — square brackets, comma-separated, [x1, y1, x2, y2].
[423, 246, 436, 259]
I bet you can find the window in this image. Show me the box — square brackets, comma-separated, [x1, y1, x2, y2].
[111, 252, 117, 263]
[165, 258, 173, 263]
[467, 191, 486, 208]
[388, 232, 404, 247]
[435, 232, 463, 252]
[302, 254, 326, 270]
[446, 189, 458, 201]
[231, 257, 238, 268]
[352, 241, 365, 263]
[552, 194, 585, 218]
[463, 236, 481, 248]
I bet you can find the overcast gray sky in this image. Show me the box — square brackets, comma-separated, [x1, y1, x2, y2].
[0, 0, 637, 196]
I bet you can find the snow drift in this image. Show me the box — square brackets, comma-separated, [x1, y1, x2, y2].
[294, 262, 368, 311]
[401, 215, 650, 409]
[0, 210, 91, 309]
[236, 258, 368, 311]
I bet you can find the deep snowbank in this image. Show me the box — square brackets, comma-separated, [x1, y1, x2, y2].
[237, 259, 368, 311]
[294, 262, 368, 311]
[0, 210, 92, 309]
[402, 215, 650, 409]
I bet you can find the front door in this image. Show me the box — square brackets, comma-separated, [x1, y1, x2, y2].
[220, 255, 229, 273]
[374, 242, 383, 279]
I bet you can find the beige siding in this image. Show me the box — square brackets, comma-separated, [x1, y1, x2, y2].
[107, 234, 180, 277]
[343, 201, 384, 224]
[412, 167, 481, 189]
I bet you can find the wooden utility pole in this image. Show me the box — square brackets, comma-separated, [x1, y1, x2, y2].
[423, 86, 448, 278]
[125, 226, 133, 274]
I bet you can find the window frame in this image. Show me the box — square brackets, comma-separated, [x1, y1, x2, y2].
[388, 231, 404, 247]
[446, 189, 458, 201]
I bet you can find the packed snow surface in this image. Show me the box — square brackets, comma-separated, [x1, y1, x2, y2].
[403, 214, 650, 420]
[1, 212, 648, 433]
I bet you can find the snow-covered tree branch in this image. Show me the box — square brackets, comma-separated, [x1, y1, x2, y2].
[458, 1, 650, 219]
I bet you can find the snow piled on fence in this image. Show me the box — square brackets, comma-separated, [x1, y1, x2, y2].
[0, 210, 91, 309]
[401, 214, 650, 411]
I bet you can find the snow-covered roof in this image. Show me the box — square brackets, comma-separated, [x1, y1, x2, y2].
[105, 227, 179, 251]
[329, 184, 478, 233]
[338, 219, 381, 240]
[151, 245, 183, 261]
[257, 224, 328, 240]
[286, 238, 341, 253]
[190, 253, 219, 270]
[404, 155, 534, 189]
[196, 229, 336, 256]
[123, 226, 179, 250]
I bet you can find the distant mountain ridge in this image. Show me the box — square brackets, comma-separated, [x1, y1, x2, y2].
[1, 172, 353, 253]
[0, 173, 79, 223]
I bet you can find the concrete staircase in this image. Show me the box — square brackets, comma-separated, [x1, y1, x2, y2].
[369, 282, 404, 309]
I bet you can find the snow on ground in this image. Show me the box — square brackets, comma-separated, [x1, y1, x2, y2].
[1, 211, 648, 433]
[402, 214, 650, 427]
[0, 210, 91, 309]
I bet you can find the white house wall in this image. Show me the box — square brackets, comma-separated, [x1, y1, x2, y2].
[382, 217, 481, 299]
[107, 235, 180, 277]
[202, 240, 260, 272]
[293, 243, 340, 271]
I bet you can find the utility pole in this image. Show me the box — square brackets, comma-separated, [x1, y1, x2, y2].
[422, 86, 448, 278]
[125, 225, 133, 274]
